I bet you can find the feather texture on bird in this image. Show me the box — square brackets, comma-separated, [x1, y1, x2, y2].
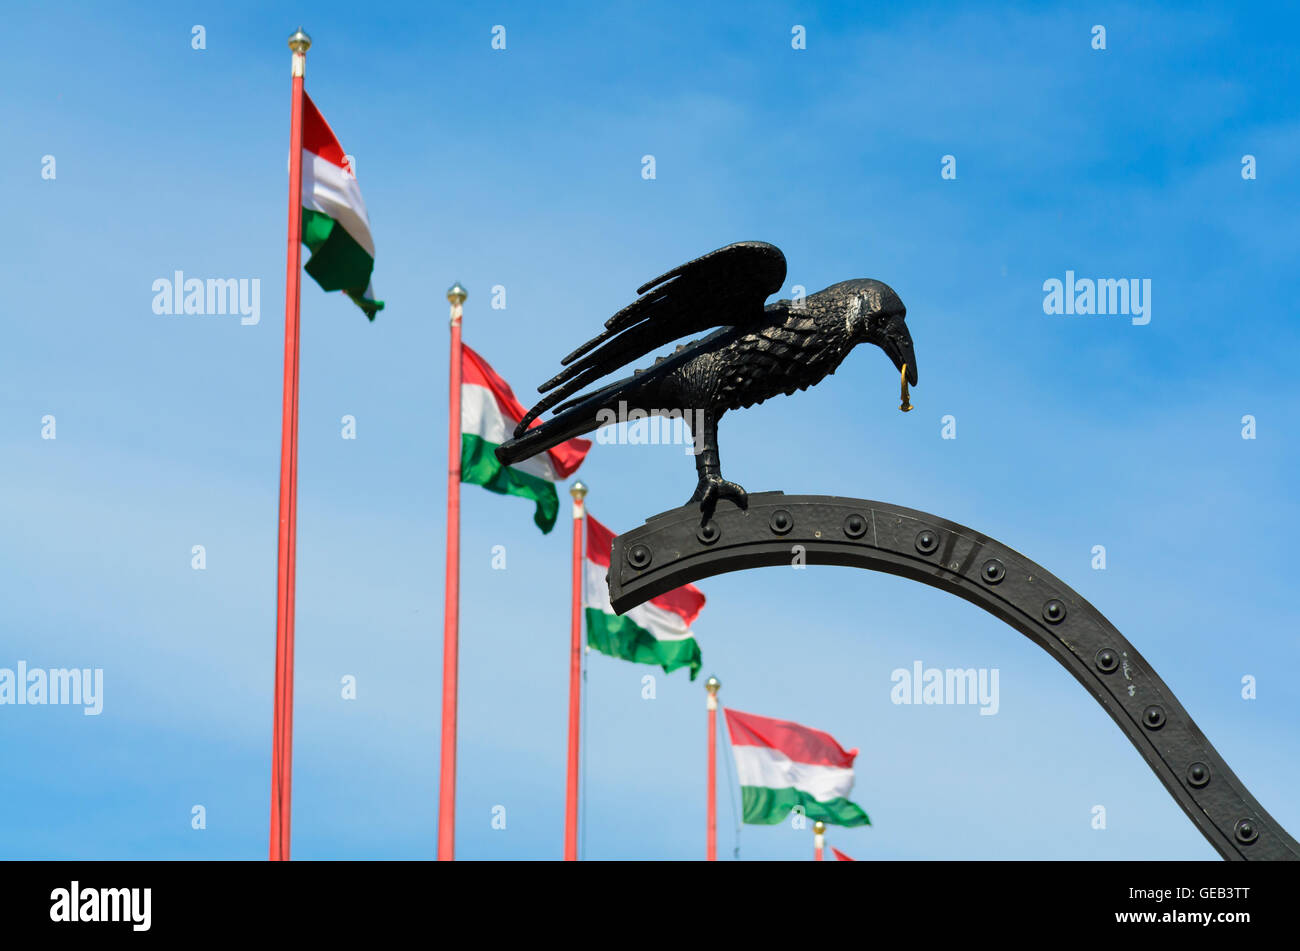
[495, 242, 917, 511]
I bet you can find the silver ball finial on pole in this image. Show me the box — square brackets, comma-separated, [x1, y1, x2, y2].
[447, 283, 467, 328]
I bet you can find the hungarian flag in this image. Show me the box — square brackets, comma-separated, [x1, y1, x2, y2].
[725, 709, 870, 827]
[300, 92, 383, 319]
[462, 344, 591, 532]
[584, 514, 704, 679]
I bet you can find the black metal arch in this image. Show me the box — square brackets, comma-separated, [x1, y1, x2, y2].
[607, 492, 1299, 861]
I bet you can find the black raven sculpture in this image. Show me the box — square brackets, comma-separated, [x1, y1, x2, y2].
[494, 241, 917, 510]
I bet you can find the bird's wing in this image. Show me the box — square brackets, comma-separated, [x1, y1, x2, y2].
[514, 241, 785, 436]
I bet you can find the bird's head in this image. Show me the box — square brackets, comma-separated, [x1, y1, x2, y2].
[834, 279, 917, 386]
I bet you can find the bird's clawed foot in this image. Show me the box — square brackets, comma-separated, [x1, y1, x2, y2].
[688, 475, 748, 515]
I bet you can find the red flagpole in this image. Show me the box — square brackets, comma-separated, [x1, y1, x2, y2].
[706, 677, 720, 861]
[564, 482, 588, 860]
[814, 820, 825, 861]
[438, 282, 467, 860]
[269, 26, 310, 863]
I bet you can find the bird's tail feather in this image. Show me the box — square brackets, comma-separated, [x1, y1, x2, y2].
[495, 375, 640, 468]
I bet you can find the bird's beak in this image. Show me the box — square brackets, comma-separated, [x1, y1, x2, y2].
[882, 314, 917, 385]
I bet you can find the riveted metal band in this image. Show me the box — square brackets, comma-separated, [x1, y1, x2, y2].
[605, 492, 1299, 861]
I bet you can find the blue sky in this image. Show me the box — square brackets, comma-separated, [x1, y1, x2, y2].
[1, 0, 1297, 860]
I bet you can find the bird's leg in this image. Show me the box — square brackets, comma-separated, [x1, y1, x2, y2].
[686, 409, 748, 512]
